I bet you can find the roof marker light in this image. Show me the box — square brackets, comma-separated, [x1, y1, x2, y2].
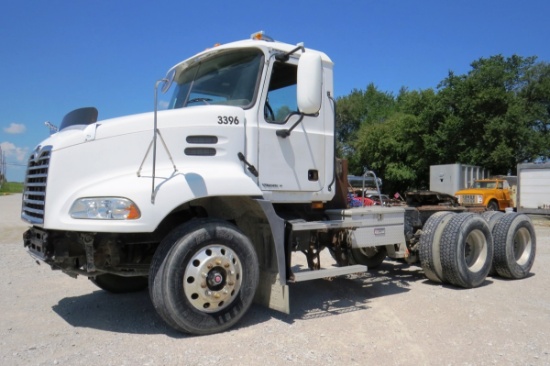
[250, 31, 274, 42]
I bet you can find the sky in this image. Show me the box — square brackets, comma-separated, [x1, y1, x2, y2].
[1, 0, 549, 182]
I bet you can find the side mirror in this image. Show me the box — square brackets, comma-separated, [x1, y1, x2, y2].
[297, 52, 322, 114]
[161, 69, 176, 94]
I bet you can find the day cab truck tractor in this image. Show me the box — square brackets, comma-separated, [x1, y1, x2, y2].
[22, 32, 537, 335]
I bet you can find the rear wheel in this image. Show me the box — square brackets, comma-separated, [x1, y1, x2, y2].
[440, 213, 493, 288]
[419, 211, 456, 283]
[90, 274, 148, 293]
[493, 213, 536, 279]
[350, 246, 387, 268]
[481, 211, 504, 276]
[150, 219, 259, 335]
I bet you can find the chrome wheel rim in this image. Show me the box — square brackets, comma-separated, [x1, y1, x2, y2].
[183, 245, 242, 313]
[464, 229, 488, 272]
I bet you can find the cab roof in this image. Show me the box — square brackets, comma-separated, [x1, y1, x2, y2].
[166, 31, 333, 75]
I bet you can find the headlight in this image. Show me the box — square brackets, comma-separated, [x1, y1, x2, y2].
[476, 195, 483, 204]
[455, 195, 462, 203]
[70, 197, 141, 220]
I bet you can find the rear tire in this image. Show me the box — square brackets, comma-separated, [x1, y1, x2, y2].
[481, 211, 504, 276]
[440, 213, 493, 288]
[493, 213, 536, 279]
[481, 211, 504, 229]
[90, 274, 148, 293]
[350, 246, 387, 268]
[151, 219, 259, 335]
[419, 211, 456, 283]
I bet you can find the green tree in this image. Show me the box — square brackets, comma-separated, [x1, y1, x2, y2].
[354, 111, 429, 193]
[339, 54, 550, 194]
[335, 83, 395, 171]
[435, 55, 548, 173]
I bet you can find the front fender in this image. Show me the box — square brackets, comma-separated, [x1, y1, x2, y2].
[45, 164, 261, 232]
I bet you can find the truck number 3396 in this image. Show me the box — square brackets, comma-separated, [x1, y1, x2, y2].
[217, 116, 240, 125]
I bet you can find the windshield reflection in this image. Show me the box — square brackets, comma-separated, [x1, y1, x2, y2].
[169, 49, 264, 110]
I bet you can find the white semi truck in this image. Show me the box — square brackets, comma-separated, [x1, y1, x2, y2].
[22, 32, 536, 335]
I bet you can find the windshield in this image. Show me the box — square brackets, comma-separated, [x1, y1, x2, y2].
[472, 181, 499, 189]
[169, 49, 264, 109]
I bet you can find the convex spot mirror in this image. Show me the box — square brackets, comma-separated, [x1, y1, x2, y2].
[161, 69, 176, 93]
[297, 52, 322, 115]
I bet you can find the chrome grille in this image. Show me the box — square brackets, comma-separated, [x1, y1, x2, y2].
[21, 146, 52, 224]
[462, 195, 477, 204]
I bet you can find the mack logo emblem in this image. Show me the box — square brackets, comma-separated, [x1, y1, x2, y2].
[32, 145, 43, 164]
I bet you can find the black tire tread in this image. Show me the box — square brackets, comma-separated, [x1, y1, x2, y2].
[481, 211, 504, 276]
[419, 211, 456, 283]
[493, 213, 536, 279]
[481, 211, 504, 229]
[487, 200, 500, 211]
[149, 219, 205, 330]
[159, 219, 259, 335]
[90, 274, 148, 294]
[440, 213, 493, 288]
[350, 246, 387, 268]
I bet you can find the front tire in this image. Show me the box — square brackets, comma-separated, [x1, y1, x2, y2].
[150, 219, 259, 335]
[350, 246, 387, 268]
[90, 274, 148, 293]
[487, 200, 499, 211]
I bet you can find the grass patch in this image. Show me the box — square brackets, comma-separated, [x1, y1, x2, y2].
[0, 181, 24, 194]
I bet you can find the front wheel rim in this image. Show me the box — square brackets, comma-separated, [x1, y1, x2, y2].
[183, 244, 243, 313]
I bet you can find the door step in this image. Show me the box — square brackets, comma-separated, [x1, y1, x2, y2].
[290, 264, 368, 282]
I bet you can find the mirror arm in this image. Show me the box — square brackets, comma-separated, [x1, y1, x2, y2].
[275, 43, 305, 62]
[276, 112, 319, 138]
[276, 114, 304, 138]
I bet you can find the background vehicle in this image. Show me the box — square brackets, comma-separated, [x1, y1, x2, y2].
[455, 178, 514, 211]
[517, 162, 550, 215]
[22, 32, 536, 335]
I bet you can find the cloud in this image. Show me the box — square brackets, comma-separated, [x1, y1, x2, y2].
[4, 123, 26, 134]
[158, 100, 170, 110]
[0, 142, 29, 162]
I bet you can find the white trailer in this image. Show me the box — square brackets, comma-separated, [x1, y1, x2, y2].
[517, 162, 550, 215]
[429, 163, 489, 196]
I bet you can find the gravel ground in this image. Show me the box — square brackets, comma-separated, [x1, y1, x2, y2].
[1, 193, 549, 365]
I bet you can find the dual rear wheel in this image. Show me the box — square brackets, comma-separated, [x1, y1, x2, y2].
[419, 212, 535, 288]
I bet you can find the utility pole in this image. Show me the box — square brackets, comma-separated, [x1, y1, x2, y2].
[0, 145, 4, 186]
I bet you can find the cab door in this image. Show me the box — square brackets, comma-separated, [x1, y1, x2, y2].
[257, 59, 326, 194]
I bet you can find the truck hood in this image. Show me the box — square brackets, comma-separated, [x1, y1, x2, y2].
[36, 106, 241, 151]
[37, 111, 154, 151]
[455, 188, 492, 195]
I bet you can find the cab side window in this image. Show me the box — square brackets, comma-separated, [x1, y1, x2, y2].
[265, 61, 298, 123]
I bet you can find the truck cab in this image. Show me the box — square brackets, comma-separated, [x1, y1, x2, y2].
[22, 32, 347, 334]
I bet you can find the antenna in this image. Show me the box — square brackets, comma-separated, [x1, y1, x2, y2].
[44, 121, 58, 134]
